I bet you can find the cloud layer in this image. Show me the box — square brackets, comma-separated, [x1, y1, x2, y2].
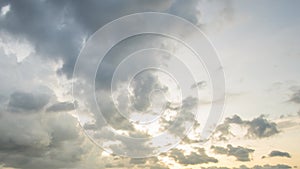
[0, 0, 298, 169]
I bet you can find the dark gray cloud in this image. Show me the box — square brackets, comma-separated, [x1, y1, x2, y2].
[131, 159, 170, 169]
[130, 71, 167, 112]
[8, 91, 51, 113]
[0, 0, 83, 78]
[289, 89, 300, 104]
[46, 101, 77, 112]
[0, 111, 87, 169]
[227, 144, 254, 162]
[0, 0, 175, 78]
[247, 115, 279, 138]
[212, 115, 244, 141]
[225, 114, 244, 124]
[129, 156, 159, 165]
[213, 115, 280, 140]
[211, 145, 228, 154]
[163, 96, 198, 137]
[0, 66, 94, 169]
[0, 0, 234, 78]
[168, 148, 218, 165]
[268, 150, 291, 158]
[211, 144, 254, 162]
[94, 90, 135, 131]
[168, 0, 201, 24]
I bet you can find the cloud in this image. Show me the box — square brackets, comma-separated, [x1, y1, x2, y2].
[236, 164, 292, 169]
[128, 156, 164, 167]
[129, 71, 168, 112]
[3, 1, 293, 169]
[168, 148, 218, 165]
[0, 53, 98, 169]
[0, 111, 88, 169]
[162, 96, 199, 136]
[0, 0, 84, 78]
[247, 115, 279, 138]
[201, 167, 230, 169]
[289, 89, 300, 104]
[149, 164, 170, 169]
[211, 144, 254, 162]
[168, 0, 201, 24]
[225, 114, 244, 124]
[46, 101, 77, 112]
[213, 115, 280, 140]
[7, 91, 51, 113]
[0, 0, 235, 79]
[268, 150, 291, 158]
[191, 81, 207, 89]
[203, 164, 292, 169]
[0, 0, 234, 159]
[103, 156, 169, 169]
[0, 0, 174, 78]
[129, 158, 149, 165]
[227, 144, 254, 162]
[211, 145, 228, 154]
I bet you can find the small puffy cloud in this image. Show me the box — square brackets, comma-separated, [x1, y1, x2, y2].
[225, 114, 244, 124]
[247, 115, 279, 138]
[227, 144, 254, 162]
[211, 145, 228, 155]
[213, 115, 280, 141]
[168, 148, 218, 165]
[211, 144, 254, 162]
[268, 150, 291, 158]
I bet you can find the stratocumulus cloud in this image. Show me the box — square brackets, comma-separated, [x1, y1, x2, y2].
[0, 0, 299, 169]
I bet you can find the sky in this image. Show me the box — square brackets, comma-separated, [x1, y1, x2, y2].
[0, 0, 300, 169]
